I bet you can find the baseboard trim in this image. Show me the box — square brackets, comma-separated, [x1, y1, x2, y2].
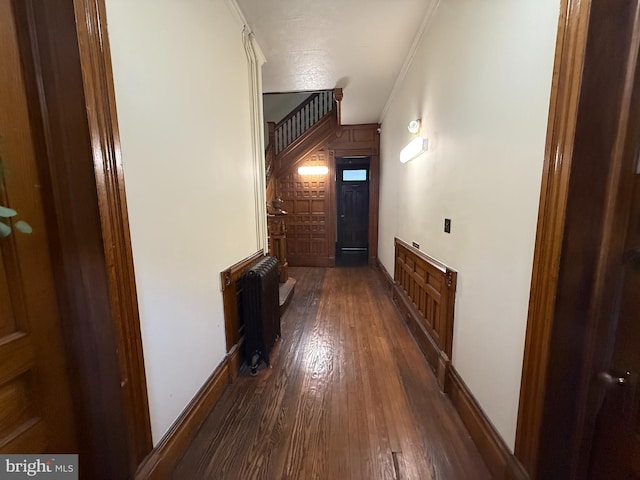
[135, 358, 230, 480]
[375, 258, 394, 292]
[445, 366, 529, 480]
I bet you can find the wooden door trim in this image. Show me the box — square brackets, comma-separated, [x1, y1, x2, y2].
[72, 0, 153, 471]
[570, 5, 640, 477]
[514, 0, 591, 475]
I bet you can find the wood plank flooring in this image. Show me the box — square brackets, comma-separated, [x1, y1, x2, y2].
[173, 267, 491, 479]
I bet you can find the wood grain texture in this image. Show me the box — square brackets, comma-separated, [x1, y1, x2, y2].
[392, 238, 457, 390]
[275, 109, 338, 174]
[514, 0, 640, 477]
[72, 0, 153, 474]
[272, 122, 381, 268]
[279, 150, 332, 267]
[136, 360, 230, 480]
[446, 367, 527, 480]
[376, 258, 394, 293]
[514, 0, 589, 475]
[6, 1, 149, 477]
[173, 267, 490, 480]
[221, 251, 265, 346]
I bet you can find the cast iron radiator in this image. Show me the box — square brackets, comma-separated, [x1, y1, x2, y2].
[240, 256, 280, 375]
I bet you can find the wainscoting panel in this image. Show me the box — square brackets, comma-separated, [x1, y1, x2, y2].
[279, 150, 332, 267]
[221, 250, 265, 379]
[392, 238, 456, 389]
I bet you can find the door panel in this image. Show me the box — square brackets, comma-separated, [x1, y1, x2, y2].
[0, 0, 77, 453]
[337, 166, 369, 252]
[589, 174, 640, 479]
[338, 183, 369, 248]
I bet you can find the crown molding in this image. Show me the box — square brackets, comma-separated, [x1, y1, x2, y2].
[225, 0, 267, 65]
[379, 0, 440, 123]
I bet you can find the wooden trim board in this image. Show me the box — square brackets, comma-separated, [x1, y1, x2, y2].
[376, 258, 394, 292]
[446, 367, 528, 480]
[135, 359, 230, 480]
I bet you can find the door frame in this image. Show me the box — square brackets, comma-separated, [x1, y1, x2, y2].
[73, 0, 153, 473]
[515, 0, 640, 477]
[14, 0, 152, 477]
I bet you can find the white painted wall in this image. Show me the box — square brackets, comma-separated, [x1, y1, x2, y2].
[105, 0, 261, 444]
[379, 0, 559, 449]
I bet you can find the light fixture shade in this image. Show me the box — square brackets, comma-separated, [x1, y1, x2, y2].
[407, 119, 421, 134]
[298, 165, 329, 175]
[400, 137, 428, 163]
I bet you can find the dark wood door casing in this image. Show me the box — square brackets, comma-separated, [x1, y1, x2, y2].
[1, 0, 154, 477]
[515, 0, 640, 478]
[0, 0, 78, 454]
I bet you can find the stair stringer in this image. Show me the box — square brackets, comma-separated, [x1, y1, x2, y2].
[274, 109, 339, 177]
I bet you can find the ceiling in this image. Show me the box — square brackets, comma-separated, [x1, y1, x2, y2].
[236, 0, 435, 125]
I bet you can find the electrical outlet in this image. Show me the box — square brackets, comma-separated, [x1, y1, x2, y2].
[412, 242, 420, 249]
[444, 218, 451, 233]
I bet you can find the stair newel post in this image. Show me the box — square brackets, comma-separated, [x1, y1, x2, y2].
[334, 88, 343, 126]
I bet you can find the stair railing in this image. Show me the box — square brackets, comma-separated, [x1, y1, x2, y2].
[274, 90, 337, 155]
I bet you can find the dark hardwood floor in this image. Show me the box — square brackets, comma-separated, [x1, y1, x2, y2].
[173, 267, 490, 479]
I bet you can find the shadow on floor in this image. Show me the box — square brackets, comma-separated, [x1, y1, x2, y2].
[335, 249, 368, 267]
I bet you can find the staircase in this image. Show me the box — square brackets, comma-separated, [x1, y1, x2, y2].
[265, 88, 342, 195]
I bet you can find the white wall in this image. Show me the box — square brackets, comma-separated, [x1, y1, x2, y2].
[105, 0, 261, 444]
[379, 0, 559, 448]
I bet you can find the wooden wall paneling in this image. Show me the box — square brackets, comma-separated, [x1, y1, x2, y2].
[391, 238, 456, 389]
[279, 150, 331, 267]
[275, 109, 337, 174]
[221, 250, 265, 379]
[328, 150, 336, 267]
[271, 123, 380, 268]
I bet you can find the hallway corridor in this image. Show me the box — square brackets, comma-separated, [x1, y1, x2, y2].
[173, 267, 490, 479]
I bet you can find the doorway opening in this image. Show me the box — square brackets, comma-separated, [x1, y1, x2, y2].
[336, 157, 370, 267]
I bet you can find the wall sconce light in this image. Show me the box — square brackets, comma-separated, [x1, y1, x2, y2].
[298, 165, 329, 175]
[400, 136, 428, 163]
[407, 119, 421, 134]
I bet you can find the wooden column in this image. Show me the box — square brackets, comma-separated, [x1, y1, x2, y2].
[267, 213, 288, 283]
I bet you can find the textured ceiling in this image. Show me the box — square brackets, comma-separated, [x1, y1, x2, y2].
[236, 0, 435, 125]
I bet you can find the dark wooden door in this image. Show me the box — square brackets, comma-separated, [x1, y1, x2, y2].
[0, 0, 77, 453]
[588, 172, 640, 479]
[586, 6, 640, 474]
[337, 168, 369, 251]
